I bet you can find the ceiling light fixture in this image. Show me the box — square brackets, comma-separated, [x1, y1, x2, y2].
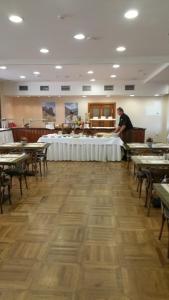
[0, 66, 7, 69]
[130, 94, 135, 97]
[55, 65, 63, 69]
[90, 78, 96, 82]
[20, 75, 26, 79]
[9, 15, 23, 23]
[87, 70, 94, 74]
[40, 48, 49, 54]
[113, 64, 120, 69]
[82, 95, 87, 98]
[124, 9, 139, 19]
[57, 15, 65, 20]
[155, 94, 159, 97]
[110, 74, 117, 78]
[74, 33, 85, 40]
[116, 46, 126, 52]
[33, 71, 40, 75]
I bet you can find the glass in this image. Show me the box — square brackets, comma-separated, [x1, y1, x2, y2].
[92, 108, 100, 117]
[103, 107, 111, 117]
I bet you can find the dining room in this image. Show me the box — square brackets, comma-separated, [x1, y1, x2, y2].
[0, 0, 169, 299]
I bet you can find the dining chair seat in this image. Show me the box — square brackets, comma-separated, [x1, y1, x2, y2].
[159, 202, 169, 258]
[5, 165, 28, 196]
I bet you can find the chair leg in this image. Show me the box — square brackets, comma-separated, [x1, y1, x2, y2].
[147, 194, 152, 217]
[0, 192, 3, 214]
[39, 161, 42, 177]
[159, 214, 166, 240]
[8, 185, 12, 205]
[45, 158, 48, 170]
[167, 221, 169, 259]
[139, 179, 143, 198]
[18, 176, 22, 196]
[24, 175, 28, 189]
[145, 188, 148, 207]
[43, 160, 46, 176]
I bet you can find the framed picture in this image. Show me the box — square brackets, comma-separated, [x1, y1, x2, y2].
[65, 103, 78, 123]
[42, 102, 56, 122]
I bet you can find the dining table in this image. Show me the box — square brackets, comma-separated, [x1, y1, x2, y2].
[0, 142, 49, 152]
[126, 142, 169, 157]
[132, 155, 169, 167]
[131, 155, 169, 175]
[154, 183, 169, 209]
[0, 153, 28, 166]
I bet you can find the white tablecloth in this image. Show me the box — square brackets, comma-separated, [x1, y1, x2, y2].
[38, 134, 123, 161]
[0, 129, 14, 144]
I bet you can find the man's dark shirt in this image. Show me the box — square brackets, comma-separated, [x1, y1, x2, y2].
[118, 113, 133, 131]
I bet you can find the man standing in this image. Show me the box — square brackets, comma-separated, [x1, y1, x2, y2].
[114, 107, 133, 160]
[114, 107, 133, 134]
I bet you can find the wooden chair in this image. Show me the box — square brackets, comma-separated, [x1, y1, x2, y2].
[146, 168, 169, 216]
[158, 202, 169, 258]
[37, 144, 50, 175]
[5, 161, 28, 196]
[0, 171, 11, 214]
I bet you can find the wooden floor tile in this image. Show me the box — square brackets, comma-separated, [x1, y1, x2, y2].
[0, 161, 168, 299]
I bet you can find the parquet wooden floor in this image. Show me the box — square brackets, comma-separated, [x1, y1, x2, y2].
[0, 161, 169, 299]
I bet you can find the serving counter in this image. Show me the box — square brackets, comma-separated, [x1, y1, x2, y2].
[11, 127, 145, 143]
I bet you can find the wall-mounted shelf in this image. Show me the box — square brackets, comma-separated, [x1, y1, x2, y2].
[88, 103, 116, 128]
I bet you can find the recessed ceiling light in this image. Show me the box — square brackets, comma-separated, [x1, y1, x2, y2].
[0, 66, 7, 70]
[20, 75, 26, 79]
[9, 15, 23, 23]
[130, 94, 135, 97]
[155, 94, 159, 96]
[124, 9, 139, 19]
[113, 64, 120, 69]
[40, 48, 49, 54]
[82, 95, 87, 98]
[87, 70, 94, 74]
[116, 46, 126, 52]
[55, 65, 63, 69]
[110, 74, 117, 78]
[74, 33, 85, 40]
[33, 71, 40, 75]
[57, 15, 65, 20]
[90, 78, 96, 82]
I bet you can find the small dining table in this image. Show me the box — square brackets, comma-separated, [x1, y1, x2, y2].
[126, 143, 169, 157]
[0, 142, 49, 152]
[0, 143, 50, 176]
[132, 155, 169, 167]
[131, 155, 169, 175]
[0, 153, 28, 166]
[154, 183, 169, 209]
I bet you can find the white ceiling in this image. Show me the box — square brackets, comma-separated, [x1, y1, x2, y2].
[0, 0, 169, 83]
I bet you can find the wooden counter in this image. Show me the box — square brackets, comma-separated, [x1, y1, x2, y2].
[12, 127, 146, 143]
[120, 127, 146, 143]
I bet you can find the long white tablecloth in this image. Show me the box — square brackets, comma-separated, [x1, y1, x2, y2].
[38, 134, 123, 161]
[0, 129, 14, 144]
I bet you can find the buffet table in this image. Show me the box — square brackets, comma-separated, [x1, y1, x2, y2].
[38, 134, 123, 161]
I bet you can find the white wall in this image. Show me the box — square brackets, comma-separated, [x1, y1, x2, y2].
[2, 80, 169, 97]
[2, 95, 168, 142]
